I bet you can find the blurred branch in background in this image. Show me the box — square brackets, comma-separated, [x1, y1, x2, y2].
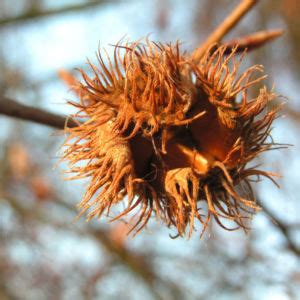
[0, 0, 116, 27]
[257, 198, 300, 256]
[0, 193, 177, 300]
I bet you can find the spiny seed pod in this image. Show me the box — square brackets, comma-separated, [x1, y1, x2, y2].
[62, 40, 280, 237]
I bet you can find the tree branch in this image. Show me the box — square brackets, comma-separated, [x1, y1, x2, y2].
[193, 0, 258, 63]
[0, 97, 76, 129]
[0, 0, 114, 27]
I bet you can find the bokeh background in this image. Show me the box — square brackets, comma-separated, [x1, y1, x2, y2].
[0, 0, 299, 299]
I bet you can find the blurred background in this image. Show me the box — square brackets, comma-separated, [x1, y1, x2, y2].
[0, 0, 299, 299]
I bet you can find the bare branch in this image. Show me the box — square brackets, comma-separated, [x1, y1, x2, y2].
[0, 97, 76, 129]
[193, 0, 258, 62]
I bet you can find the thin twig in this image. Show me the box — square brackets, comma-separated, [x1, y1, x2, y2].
[221, 29, 283, 54]
[193, 0, 258, 63]
[0, 97, 76, 129]
[204, 29, 283, 56]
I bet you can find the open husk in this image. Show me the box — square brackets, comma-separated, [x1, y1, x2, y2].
[62, 40, 280, 237]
